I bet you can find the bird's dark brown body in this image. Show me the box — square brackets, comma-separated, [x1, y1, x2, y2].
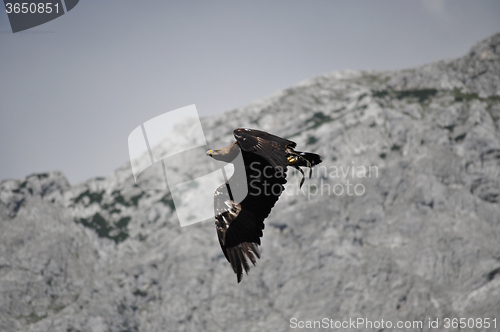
[207, 128, 322, 282]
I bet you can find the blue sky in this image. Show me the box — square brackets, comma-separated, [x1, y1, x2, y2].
[1, 0, 500, 184]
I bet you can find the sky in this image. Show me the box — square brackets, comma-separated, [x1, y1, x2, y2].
[1, 0, 500, 185]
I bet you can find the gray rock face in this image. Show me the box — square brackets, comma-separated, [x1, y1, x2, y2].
[1, 33, 500, 332]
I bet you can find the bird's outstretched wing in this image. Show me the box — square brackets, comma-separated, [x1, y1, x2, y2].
[214, 151, 286, 283]
[233, 128, 296, 170]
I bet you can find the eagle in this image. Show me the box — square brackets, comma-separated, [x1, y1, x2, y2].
[206, 128, 322, 282]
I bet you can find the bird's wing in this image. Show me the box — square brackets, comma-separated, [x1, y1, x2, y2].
[233, 128, 296, 170]
[214, 152, 287, 282]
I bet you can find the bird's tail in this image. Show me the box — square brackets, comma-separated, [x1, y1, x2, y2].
[286, 150, 322, 188]
[292, 151, 322, 167]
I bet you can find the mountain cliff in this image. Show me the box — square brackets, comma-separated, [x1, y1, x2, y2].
[1, 33, 500, 331]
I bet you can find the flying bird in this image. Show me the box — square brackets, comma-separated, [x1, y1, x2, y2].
[207, 128, 322, 282]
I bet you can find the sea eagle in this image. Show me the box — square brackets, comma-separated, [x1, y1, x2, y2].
[207, 128, 322, 282]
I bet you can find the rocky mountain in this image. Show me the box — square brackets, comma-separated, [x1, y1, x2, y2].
[1, 33, 500, 332]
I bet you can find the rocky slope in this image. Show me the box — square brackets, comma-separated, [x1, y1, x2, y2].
[1, 33, 500, 332]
